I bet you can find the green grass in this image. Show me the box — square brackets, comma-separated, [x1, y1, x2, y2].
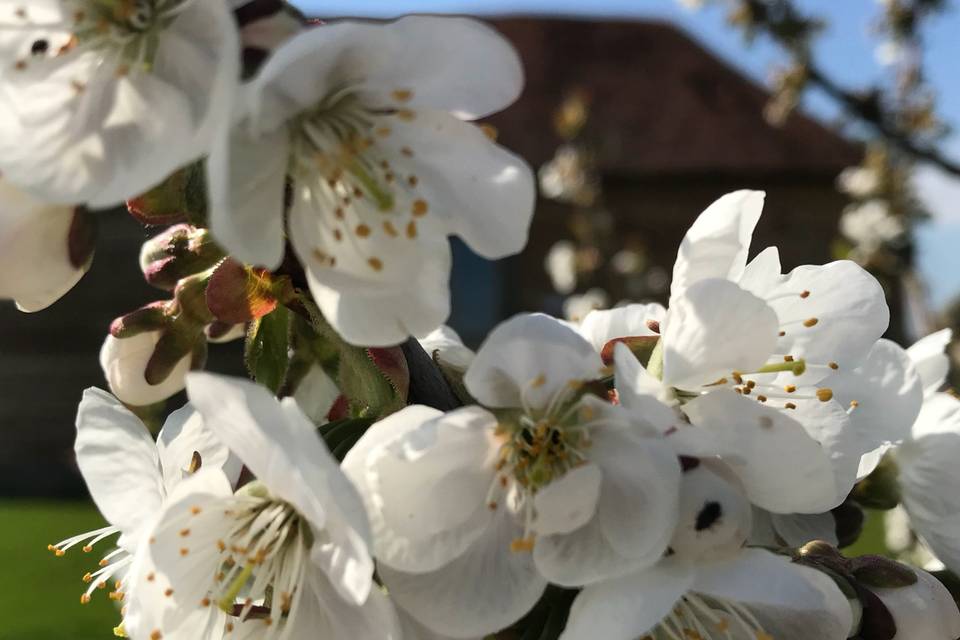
[0, 500, 120, 640]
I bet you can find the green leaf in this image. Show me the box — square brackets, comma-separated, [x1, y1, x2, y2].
[245, 305, 291, 394]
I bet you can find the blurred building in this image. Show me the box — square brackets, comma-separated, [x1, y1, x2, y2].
[0, 17, 863, 497]
[450, 17, 862, 344]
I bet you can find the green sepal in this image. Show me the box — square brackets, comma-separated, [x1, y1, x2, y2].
[245, 305, 292, 394]
[850, 555, 919, 589]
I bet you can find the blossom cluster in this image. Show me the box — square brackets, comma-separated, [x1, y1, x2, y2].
[2, 2, 959, 640]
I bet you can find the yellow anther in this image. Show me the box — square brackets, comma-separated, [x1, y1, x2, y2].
[829, 361, 839, 370]
[412, 199, 429, 217]
[510, 537, 536, 553]
[800, 290, 810, 298]
[367, 257, 383, 271]
[80, 594, 91, 604]
[803, 317, 819, 327]
[816, 388, 833, 402]
[785, 384, 797, 393]
[406, 221, 418, 239]
[355, 224, 371, 238]
[391, 88, 413, 102]
[785, 402, 797, 409]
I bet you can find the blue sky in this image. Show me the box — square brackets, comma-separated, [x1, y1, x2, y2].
[295, 0, 960, 310]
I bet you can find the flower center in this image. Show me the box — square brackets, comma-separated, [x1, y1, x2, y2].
[644, 593, 772, 640]
[488, 375, 606, 551]
[210, 492, 309, 624]
[288, 87, 432, 277]
[10, 0, 192, 77]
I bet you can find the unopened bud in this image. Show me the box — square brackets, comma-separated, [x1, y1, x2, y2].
[205, 258, 292, 324]
[100, 329, 199, 407]
[139, 224, 224, 291]
[0, 179, 95, 311]
[126, 163, 206, 226]
[867, 568, 960, 640]
[101, 302, 207, 406]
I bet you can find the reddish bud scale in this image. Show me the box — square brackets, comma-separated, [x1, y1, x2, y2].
[109, 302, 169, 339]
[67, 207, 97, 270]
[366, 347, 410, 401]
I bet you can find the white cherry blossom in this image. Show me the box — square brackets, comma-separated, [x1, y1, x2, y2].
[595, 191, 920, 513]
[0, 0, 239, 207]
[129, 373, 400, 640]
[208, 15, 535, 346]
[53, 389, 239, 637]
[343, 314, 682, 637]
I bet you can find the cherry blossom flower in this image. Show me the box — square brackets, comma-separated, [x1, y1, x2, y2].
[0, 177, 93, 311]
[343, 314, 682, 637]
[129, 373, 400, 640]
[52, 389, 239, 637]
[582, 191, 920, 513]
[0, 0, 239, 206]
[208, 15, 534, 346]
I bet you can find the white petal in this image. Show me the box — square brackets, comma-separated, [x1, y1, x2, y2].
[302, 573, 403, 640]
[738, 245, 782, 295]
[907, 329, 952, 397]
[207, 126, 288, 269]
[693, 549, 853, 640]
[661, 279, 779, 389]
[418, 325, 475, 370]
[156, 404, 241, 493]
[131, 470, 234, 639]
[683, 391, 844, 513]
[74, 388, 163, 538]
[185, 373, 374, 605]
[613, 343, 682, 433]
[379, 509, 546, 639]
[825, 339, 923, 447]
[302, 240, 452, 348]
[899, 393, 960, 573]
[857, 443, 892, 480]
[763, 261, 889, 374]
[533, 516, 651, 587]
[293, 364, 341, 425]
[559, 559, 694, 640]
[532, 463, 603, 537]
[873, 568, 960, 640]
[670, 461, 752, 562]
[251, 17, 522, 122]
[578, 304, 666, 353]
[771, 512, 838, 547]
[355, 406, 497, 573]
[670, 190, 764, 298]
[465, 313, 605, 409]
[386, 110, 535, 259]
[593, 432, 680, 564]
[0, 180, 86, 311]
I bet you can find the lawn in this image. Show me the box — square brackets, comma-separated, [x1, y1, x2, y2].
[0, 500, 119, 640]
